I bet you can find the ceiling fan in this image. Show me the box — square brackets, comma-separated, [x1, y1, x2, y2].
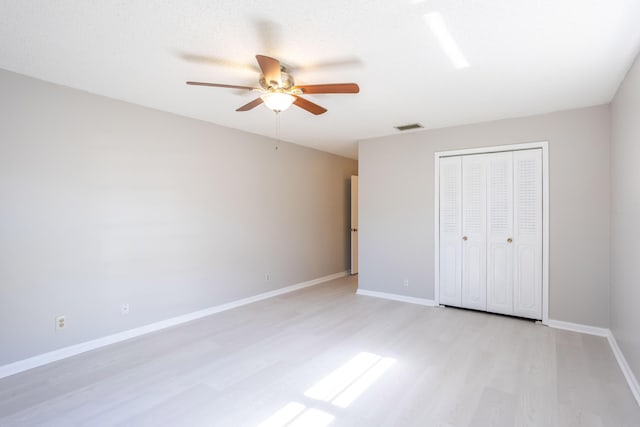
[186, 55, 359, 115]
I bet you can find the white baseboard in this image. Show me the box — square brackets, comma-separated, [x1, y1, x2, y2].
[0, 271, 348, 380]
[547, 318, 639, 406]
[3, 278, 638, 408]
[607, 332, 640, 406]
[546, 319, 610, 337]
[356, 288, 436, 307]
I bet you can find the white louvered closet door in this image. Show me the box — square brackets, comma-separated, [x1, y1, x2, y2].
[513, 149, 543, 319]
[439, 156, 462, 307]
[486, 152, 514, 316]
[461, 154, 487, 311]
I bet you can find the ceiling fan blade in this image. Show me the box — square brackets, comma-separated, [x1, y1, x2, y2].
[236, 97, 264, 111]
[293, 96, 327, 115]
[256, 55, 282, 87]
[295, 83, 360, 94]
[186, 82, 256, 90]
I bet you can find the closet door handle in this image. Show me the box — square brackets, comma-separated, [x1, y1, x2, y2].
[462, 236, 468, 241]
[507, 238, 513, 243]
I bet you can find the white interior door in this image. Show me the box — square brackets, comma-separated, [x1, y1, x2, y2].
[439, 156, 462, 306]
[350, 175, 358, 275]
[461, 154, 488, 310]
[513, 149, 543, 319]
[486, 152, 514, 316]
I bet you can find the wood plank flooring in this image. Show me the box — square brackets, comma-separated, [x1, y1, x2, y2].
[0, 276, 638, 426]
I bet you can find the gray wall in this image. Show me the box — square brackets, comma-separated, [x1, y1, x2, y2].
[610, 52, 640, 380]
[359, 106, 611, 327]
[0, 69, 357, 366]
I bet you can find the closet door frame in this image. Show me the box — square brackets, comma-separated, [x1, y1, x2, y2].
[434, 141, 549, 325]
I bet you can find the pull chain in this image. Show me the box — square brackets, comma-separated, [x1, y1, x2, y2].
[274, 111, 280, 151]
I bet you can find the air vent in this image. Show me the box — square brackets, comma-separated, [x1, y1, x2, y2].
[394, 123, 423, 131]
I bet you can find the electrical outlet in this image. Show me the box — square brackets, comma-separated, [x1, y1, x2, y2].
[403, 279, 409, 287]
[55, 315, 65, 331]
[121, 303, 130, 315]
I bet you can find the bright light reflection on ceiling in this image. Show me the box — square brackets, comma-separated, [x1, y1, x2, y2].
[424, 11, 470, 69]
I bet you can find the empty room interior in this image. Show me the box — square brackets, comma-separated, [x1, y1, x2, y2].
[1, 1, 640, 426]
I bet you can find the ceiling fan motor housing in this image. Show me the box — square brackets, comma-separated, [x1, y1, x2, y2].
[260, 70, 295, 91]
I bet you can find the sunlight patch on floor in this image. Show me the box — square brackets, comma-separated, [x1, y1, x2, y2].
[256, 402, 334, 427]
[256, 352, 396, 427]
[330, 356, 396, 408]
[305, 352, 396, 408]
[287, 408, 335, 427]
[256, 402, 306, 427]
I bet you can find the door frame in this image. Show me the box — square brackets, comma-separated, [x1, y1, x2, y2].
[434, 141, 550, 324]
[351, 175, 358, 275]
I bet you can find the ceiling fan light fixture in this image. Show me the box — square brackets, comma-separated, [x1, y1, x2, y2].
[261, 92, 295, 112]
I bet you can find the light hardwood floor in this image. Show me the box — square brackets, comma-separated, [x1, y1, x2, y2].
[0, 276, 638, 426]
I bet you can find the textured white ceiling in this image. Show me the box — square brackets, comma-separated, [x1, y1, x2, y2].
[1, 1, 640, 158]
